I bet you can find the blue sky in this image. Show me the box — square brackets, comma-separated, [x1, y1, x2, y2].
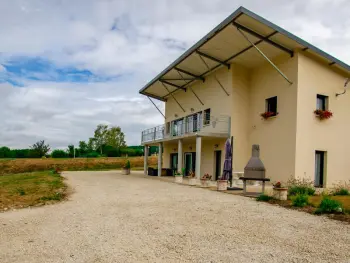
[0, 0, 349, 149]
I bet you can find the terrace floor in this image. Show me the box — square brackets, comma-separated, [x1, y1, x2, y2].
[1, 171, 349, 263]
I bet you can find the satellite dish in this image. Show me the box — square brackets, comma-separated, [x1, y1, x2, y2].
[336, 78, 350, 96]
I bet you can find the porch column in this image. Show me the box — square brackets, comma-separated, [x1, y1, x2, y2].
[144, 145, 148, 175]
[158, 143, 162, 177]
[178, 139, 183, 173]
[195, 136, 202, 179]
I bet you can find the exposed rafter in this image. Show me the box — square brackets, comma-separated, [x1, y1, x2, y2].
[176, 70, 204, 106]
[233, 22, 294, 57]
[159, 79, 186, 91]
[196, 50, 230, 69]
[162, 78, 195, 81]
[329, 62, 336, 66]
[174, 67, 205, 82]
[161, 82, 185, 112]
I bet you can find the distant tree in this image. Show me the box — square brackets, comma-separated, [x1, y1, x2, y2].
[93, 124, 109, 154]
[106, 126, 126, 148]
[87, 137, 96, 152]
[79, 141, 88, 155]
[0, 146, 11, 158]
[52, 149, 68, 158]
[30, 140, 50, 158]
[67, 144, 75, 158]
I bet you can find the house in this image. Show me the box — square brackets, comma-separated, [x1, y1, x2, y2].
[139, 6, 350, 188]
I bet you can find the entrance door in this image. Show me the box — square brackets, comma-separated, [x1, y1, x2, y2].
[170, 153, 178, 175]
[315, 151, 325, 187]
[215, 150, 222, 180]
[184, 152, 196, 176]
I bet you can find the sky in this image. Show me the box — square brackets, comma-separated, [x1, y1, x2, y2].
[0, 0, 350, 149]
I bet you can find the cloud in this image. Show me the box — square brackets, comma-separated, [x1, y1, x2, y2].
[0, 0, 349, 148]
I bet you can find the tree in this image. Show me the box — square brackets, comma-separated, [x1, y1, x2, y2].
[67, 144, 75, 158]
[30, 140, 50, 158]
[0, 147, 11, 158]
[79, 141, 88, 155]
[52, 149, 68, 158]
[87, 137, 96, 152]
[93, 124, 109, 154]
[106, 126, 126, 148]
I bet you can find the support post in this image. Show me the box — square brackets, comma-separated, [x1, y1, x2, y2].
[195, 136, 202, 180]
[158, 143, 162, 177]
[144, 145, 148, 175]
[178, 139, 183, 174]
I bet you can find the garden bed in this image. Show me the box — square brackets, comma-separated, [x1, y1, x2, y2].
[261, 195, 350, 224]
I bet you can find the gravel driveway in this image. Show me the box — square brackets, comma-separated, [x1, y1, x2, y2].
[1, 171, 349, 263]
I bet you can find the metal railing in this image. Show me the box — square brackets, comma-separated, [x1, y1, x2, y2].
[141, 115, 230, 143]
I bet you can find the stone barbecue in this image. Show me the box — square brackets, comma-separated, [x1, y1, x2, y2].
[244, 145, 266, 179]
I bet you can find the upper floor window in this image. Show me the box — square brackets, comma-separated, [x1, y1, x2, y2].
[316, 94, 328, 111]
[204, 108, 211, 125]
[266, 96, 278, 116]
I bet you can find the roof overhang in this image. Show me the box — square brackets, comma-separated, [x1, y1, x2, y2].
[139, 6, 350, 101]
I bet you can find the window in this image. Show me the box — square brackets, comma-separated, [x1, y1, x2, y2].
[203, 109, 211, 125]
[265, 96, 278, 116]
[315, 151, 326, 187]
[316, 94, 328, 111]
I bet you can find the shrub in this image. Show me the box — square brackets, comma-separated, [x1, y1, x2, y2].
[123, 160, 131, 169]
[86, 152, 100, 158]
[287, 177, 315, 196]
[315, 196, 343, 214]
[333, 188, 350, 196]
[256, 194, 272, 202]
[292, 194, 309, 207]
[332, 180, 350, 196]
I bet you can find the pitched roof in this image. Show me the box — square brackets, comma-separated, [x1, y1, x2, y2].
[139, 6, 350, 101]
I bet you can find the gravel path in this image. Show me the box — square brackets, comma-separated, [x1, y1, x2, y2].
[1, 171, 349, 263]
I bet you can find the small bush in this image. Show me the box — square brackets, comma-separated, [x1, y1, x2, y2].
[124, 160, 131, 169]
[287, 177, 315, 196]
[16, 188, 26, 196]
[51, 150, 68, 158]
[292, 194, 309, 207]
[256, 194, 272, 202]
[86, 152, 100, 158]
[333, 188, 350, 196]
[315, 196, 343, 214]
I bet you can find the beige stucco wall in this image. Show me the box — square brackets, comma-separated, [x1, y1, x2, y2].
[164, 67, 232, 121]
[295, 52, 350, 187]
[248, 54, 299, 183]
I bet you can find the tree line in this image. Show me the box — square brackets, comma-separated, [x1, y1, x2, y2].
[0, 124, 158, 159]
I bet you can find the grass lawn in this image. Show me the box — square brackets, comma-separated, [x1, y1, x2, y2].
[0, 171, 67, 211]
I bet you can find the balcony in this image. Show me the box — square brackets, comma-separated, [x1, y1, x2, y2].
[141, 114, 231, 144]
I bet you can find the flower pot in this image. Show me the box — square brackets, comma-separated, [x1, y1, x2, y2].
[273, 187, 288, 200]
[200, 179, 210, 188]
[217, 180, 228, 191]
[188, 178, 197, 186]
[174, 176, 183, 184]
[121, 168, 130, 175]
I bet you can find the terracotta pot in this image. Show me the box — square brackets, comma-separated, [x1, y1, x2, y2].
[200, 179, 210, 188]
[217, 180, 228, 191]
[175, 176, 183, 183]
[188, 178, 197, 186]
[273, 187, 288, 200]
[121, 168, 130, 175]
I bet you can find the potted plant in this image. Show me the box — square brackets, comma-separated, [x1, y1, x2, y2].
[217, 174, 228, 191]
[174, 171, 183, 183]
[200, 173, 212, 187]
[188, 170, 197, 186]
[314, 109, 333, 120]
[121, 160, 131, 175]
[272, 181, 288, 200]
[260, 111, 278, 120]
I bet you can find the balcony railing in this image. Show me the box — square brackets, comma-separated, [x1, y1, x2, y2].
[141, 115, 230, 143]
